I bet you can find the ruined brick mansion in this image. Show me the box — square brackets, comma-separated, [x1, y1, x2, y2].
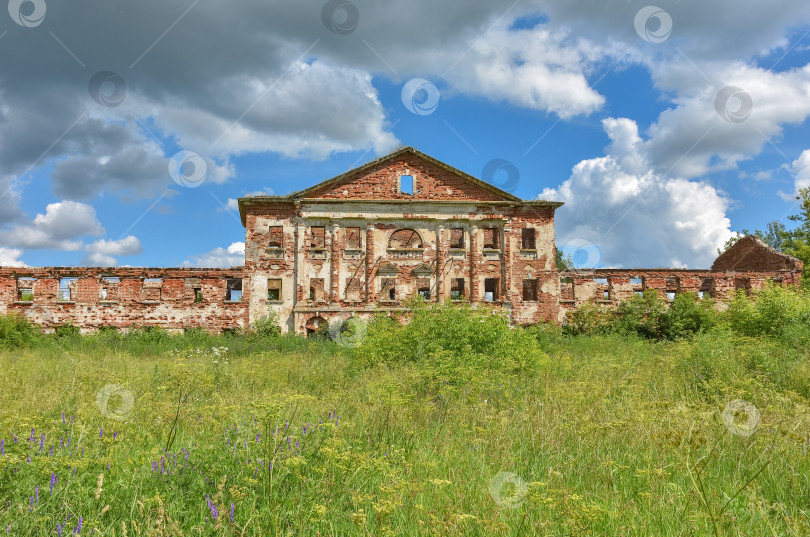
[0, 147, 803, 334]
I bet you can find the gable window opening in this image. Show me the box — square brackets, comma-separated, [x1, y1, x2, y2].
[521, 228, 536, 250]
[226, 279, 243, 302]
[399, 175, 414, 195]
[484, 278, 499, 302]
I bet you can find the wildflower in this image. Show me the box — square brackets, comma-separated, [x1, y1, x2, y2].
[206, 495, 219, 520]
[56, 524, 62, 536]
[1, 439, 4, 455]
[230, 503, 235, 523]
[62, 412, 65, 424]
[99, 428, 103, 439]
[60, 436, 63, 447]
[113, 432, 117, 440]
[50, 446, 54, 456]
[255, 433, 260, 443]
[35, 486, 39, 501]
[75, 516, 82, 534]
[40, 434, 45, 452]
[51, 473, 57, 492]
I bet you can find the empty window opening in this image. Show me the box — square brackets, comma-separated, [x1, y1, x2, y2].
[267, 279, 282, 301]
[101, 276, 120, 301]
[522, 279, 539, 301]
[226, 279, 243, 302]
[699, 278, 714, 298]
[399, 175, 414, 195]
[309, 278, 325, 302]
[418, 287, 431, 299]
[381, 278, 396, 301]
[603, 290, 610, 300]
[194, 288, 203, 303]
[483, 228, 500, 249]
[634, 291, 643, 297]
[521, 228, 536, 250]
[484, 278, 500, 301]
[560, 277, 574, 301]
[666, 291, 676, 302]
[17, 277, 35, 301]
[630, 278, 643, 286]
[346, 227, 361, 249]
[388, 228, 423, 249]
[310, 226, 325, 249]
[268, 226, 283, 248]
[59, 277, 78, 301]
[735, 277, 751, 295]
[450, 228, 464, 249]
[593, 278, 609, 285]
[450, 278, 465, 300]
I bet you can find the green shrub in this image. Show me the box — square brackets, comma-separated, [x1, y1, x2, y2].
[725, 283, 810, 341]
[565, 300, 614, 336]
[0, 313, 38, 347]
[659, 292, 717, 340]
[54, 321, 80, 338]
[353, 300, 548, 378]
[613, 290, 666, 338]
[250, 310, 282, 337]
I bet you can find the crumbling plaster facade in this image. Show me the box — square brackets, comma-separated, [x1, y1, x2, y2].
[0, 148, 802, 334]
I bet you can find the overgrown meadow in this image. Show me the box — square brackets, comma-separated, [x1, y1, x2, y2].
[1, 286, 810, 536]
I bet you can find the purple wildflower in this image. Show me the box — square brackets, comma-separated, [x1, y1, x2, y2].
[29, 428, 35, 442]
[99, 428, 103, 439]
[62, 412, 65, 424]
[74, 516, 82, 534]
[206, 495, 219, 520]
[56, 524, 62, 536]
[60, 435, 63, 447]
[50, 473, 57, 492]
[49, 446, 53, 456]
[230, 503, 235, 522]
[35, 486, 39, 502]
[255, 433, 260, 443]
[66, 437, 70, 447]
[1, 439, 4, 455]
[113, 432, 117, 439]
[40, 435, 45, 452]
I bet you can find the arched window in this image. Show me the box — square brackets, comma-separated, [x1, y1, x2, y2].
[305, 315, 327, 336]
[388, 229, 423, 249]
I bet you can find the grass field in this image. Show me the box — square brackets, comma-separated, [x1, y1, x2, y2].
[1, 296, 809, 536]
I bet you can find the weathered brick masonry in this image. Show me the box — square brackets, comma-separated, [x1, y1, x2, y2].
[0, 148, 803, 334]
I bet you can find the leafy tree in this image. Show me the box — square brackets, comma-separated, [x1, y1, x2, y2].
[717, 221, 787, 255]
[782, 187, 810, 284]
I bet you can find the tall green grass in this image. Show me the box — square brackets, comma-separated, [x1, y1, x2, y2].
[0, 291, 808, 535]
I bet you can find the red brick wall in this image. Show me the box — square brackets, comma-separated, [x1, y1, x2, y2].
[0, 267, 247, 333]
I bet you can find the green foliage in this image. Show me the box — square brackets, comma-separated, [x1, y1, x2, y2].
[353, 300, 548, 378]
[54, 321, 80, 338]
[0, 313, 37, 347]
[569, 291, 718, 340]
[250, 310, 282, 337]
[726, 282, 810, 342]
[613, 290, 666, 338]
[565, 300, 615, 336]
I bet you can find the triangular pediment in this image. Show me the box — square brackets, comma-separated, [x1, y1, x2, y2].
[377, 263, 399, 276]
[287, 147, 522, 203]
[411, 263, 433, 277]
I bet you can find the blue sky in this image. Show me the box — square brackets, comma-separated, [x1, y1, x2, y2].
[2, 1, 810, 269]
